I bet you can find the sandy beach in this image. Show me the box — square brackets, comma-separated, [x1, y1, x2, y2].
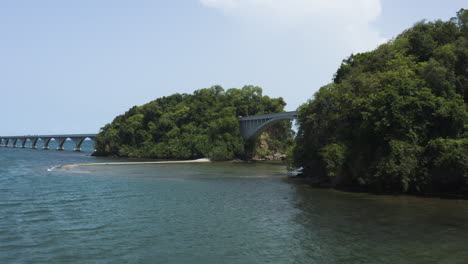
[59, 158, 211, 169]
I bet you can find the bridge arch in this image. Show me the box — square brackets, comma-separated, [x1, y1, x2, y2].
[238, 111, 298, 141]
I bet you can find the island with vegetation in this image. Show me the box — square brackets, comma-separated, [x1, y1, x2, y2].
[93, 85, 293, 161]
[94, 9, 467, 198]
[290, 9, 468, 197]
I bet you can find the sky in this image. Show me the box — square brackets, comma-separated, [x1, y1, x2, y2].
[0, 0, 465, 135]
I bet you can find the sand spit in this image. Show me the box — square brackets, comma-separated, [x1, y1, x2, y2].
[58, 158, 211, 169]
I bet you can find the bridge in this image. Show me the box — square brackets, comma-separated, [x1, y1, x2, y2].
[0, 134, 96, 151]
[0, 111, 298, 151]
[239, 111, 298, 140]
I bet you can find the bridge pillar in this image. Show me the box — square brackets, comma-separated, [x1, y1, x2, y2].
[21, 139, 27, 148]
[4, 138, 9, 147]
[70, 137, 86, 151]
[42, 138, 51, 150]
[55, 137, 67, 150]
[30, 138, 39, 149]
[12, 138, 18, 148]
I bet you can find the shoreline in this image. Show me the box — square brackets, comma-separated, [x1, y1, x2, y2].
[58, 158, 211, 169]
[56, 158, 287, 171]
[286, 175, 468, 200]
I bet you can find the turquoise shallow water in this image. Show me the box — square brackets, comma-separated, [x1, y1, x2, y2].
[1, 140, 468, 263]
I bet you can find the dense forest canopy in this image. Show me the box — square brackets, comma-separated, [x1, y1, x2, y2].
[94, 85, 292, 160]
[292, 9, 468, 196]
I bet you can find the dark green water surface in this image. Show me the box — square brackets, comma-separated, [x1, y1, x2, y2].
[1, 141, 468, 263]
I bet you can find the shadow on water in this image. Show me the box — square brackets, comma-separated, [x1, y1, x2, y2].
[288, 183, 468, 264]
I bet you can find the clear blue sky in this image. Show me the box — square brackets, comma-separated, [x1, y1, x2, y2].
[0, 0, 465, 135]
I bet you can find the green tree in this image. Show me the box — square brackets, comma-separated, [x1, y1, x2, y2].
[94, 85, 292, 161]
[292, 9, 468, 196]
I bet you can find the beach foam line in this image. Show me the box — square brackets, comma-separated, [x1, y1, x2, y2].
[58, 158, 211, 169]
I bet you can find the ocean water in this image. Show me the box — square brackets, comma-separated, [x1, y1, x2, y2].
[1, 140, 468, 263]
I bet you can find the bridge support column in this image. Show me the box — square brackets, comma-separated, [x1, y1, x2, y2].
[21, 139, 27, 148]
[12, 138, 18, 148]
[42, 138, 51, 150]
[30, 138, 39, 149]
[4, 139, 9, 147]
[55, 137, 67, 150]
[71, 137, 86, 151]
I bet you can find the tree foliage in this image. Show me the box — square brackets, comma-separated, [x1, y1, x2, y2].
[292, 9, 468, 196]
[94, 85, 290, 160]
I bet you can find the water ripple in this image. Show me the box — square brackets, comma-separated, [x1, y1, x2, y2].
[2, 148, 468, 264]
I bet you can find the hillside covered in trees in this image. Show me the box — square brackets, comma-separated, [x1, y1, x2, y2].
[292, 9, 468, 196]
[94, 85, 292, 160]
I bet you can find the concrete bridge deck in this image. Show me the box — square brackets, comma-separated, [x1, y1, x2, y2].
[0, 134, 96, 151]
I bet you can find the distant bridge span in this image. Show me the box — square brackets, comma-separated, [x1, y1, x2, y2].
[0, 134, 96, 151]
[239, 111, 298, 140]
[0, 112, 298, 151]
